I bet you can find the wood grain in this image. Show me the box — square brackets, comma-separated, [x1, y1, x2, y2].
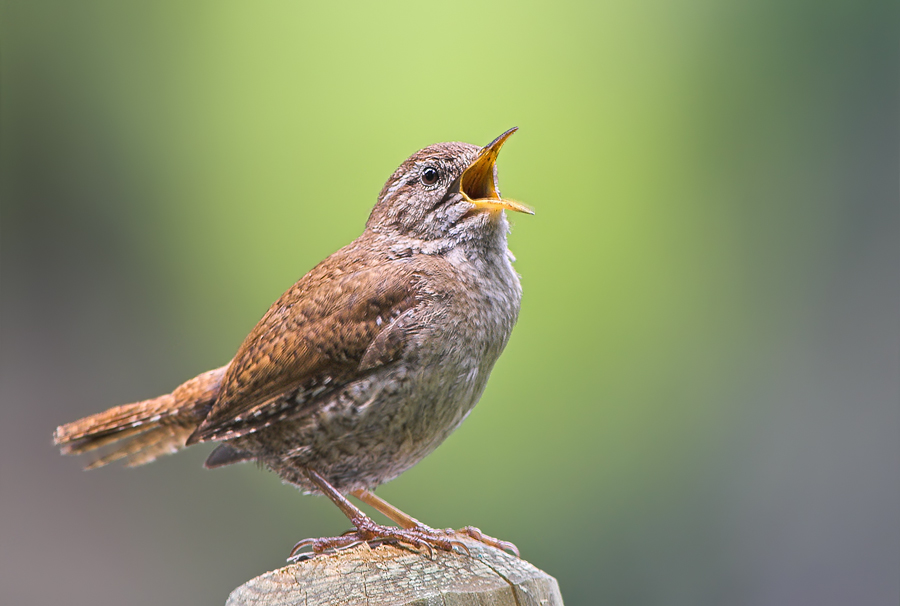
[227, 539, 564, 606]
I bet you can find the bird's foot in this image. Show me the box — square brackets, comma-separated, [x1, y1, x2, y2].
[346, 488, 519, 557]
[453, 525, 519, 557]
[410, 524, 518, 557]
[288, 516, 468, 561]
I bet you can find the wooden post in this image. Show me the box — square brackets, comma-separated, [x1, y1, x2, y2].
[227, 539, 564, 606]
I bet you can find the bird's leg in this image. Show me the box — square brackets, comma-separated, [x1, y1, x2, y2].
[289, 468, 457, 560]
[350, 488, 519, 557]
[350, 488, 420, 528]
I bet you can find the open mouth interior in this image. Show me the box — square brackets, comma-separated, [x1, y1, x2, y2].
[456, 128, 533, 216]
[460, 157, 499, 202]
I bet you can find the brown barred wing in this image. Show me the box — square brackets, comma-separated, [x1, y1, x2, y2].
[187, 263, 421, 444]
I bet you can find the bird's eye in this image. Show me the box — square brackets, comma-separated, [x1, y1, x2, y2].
[421, 167, 439, 186]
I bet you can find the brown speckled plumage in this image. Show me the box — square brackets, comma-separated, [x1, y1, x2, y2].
[54, 131, 528, 530]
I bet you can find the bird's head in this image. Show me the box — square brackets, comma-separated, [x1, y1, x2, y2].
[366, 128, 532, 243]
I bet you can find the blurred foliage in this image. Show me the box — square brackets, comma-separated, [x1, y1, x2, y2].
[2, 1, 896, 605]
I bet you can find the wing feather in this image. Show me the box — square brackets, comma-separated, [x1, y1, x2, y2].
[187, 256, 420, 444]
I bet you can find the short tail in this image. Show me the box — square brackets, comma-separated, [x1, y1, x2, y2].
[53, 365, 228, 469]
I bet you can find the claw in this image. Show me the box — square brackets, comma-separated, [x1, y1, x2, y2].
[450, 539, 472, 556]
[418, 539, 435, 560]
[288, 537, 317, 560]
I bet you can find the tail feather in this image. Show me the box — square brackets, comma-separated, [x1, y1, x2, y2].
[84, 424, 197, 470]
[54, 365, 228, 469]
[55, 394, 178, 453]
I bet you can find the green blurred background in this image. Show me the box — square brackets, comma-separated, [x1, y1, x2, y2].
[1, 1, 897, 604]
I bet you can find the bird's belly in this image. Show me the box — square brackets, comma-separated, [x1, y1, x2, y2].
[236, 358, 490, 494]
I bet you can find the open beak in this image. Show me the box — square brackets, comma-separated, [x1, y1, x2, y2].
[460, 127, 534, 215]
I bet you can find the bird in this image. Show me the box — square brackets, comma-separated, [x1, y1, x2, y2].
[53, 127, 532, 557]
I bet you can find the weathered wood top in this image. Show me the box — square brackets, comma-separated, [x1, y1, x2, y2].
[227, 539, 564, 606]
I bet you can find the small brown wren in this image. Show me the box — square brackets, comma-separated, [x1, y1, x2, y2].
[54, 127, 532, 557]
